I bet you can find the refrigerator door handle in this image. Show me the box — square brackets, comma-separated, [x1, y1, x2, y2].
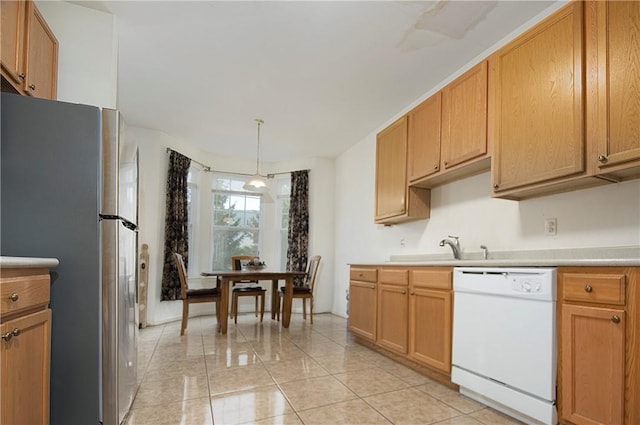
[99, 214, 139, 232]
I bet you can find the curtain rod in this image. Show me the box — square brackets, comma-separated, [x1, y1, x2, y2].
[166, 148, 309, 178]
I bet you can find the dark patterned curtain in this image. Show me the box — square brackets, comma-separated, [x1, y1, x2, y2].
[286, 170, 309, 286]
[161, 150, 191, 300]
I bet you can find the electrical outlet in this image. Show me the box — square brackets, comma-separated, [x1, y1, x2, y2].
[544, 218, 557, 236]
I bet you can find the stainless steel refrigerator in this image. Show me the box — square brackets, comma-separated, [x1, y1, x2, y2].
[1, 93, 138, 425]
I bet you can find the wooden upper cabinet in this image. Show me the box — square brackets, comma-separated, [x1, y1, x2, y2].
[375, 116, 430, 224]
[409, 62, 490, 188]
[1, 0, 27, 85]
[0, 0, 57, 100]
[490, 2, 587, 198]
[408, 93, 442, 183]
[586, 1, 640, 180]
[24, 2, 57, 99]
[441, 61, 488, 170]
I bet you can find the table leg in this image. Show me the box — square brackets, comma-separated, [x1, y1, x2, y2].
[219, 277, 229, 334]
[282, 276, 293, 328]
[271, 279, 278, 320]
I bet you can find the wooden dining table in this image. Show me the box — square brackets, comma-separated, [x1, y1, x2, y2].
[201, 270, 307, 334]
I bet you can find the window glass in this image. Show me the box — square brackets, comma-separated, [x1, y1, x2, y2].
[211, 181, 261, 270]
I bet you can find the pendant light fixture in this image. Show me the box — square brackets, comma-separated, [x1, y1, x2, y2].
[243, 118, 268, 192]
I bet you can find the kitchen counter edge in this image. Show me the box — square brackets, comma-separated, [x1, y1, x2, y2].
[0, 256, 60, 269]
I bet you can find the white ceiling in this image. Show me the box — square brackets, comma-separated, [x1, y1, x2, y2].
[77, 1, 556, 162]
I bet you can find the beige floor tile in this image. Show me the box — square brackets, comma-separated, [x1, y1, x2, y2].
[375, 361, 435, 386]
[278, 375, 358, 411]
[312, 352, 377, 374]
[432, 415, 485, 425]
[418, 382, 485, 414]
[142, 361, 207, 383]
[126, 396, 213, 425]
[243, 413, 304, 425]
[363, 387, 462, 425]
[210, 384, 294, 425]
[263, 357, 329, 383]
[334, 367, 411, 397]
[132, 375, 210, 409]
[208, 363, 274, 395]
[297, 399, 392, 425]
[146, 355, 205, 371]
[469, 408, 525, 424]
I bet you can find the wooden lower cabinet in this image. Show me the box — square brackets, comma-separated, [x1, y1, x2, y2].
[377, 268, 409, 354]
[0, 266, 52, 425]
[350, 265, 453, 382]
[408, 268, 452, 373]
[558, 267, 639, 425]
[348, 267, 377, 341]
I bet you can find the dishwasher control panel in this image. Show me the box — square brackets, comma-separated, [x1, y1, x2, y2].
[453, 267, 557, 301]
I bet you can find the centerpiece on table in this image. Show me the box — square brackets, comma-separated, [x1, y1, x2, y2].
[245, 258, 266, 271]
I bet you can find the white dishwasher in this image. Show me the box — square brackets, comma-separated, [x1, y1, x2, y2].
[452, 267, 557, 425]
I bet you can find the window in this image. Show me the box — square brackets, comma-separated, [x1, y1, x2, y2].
[211, 176, 262, 270]
[186, 167, 199, 275]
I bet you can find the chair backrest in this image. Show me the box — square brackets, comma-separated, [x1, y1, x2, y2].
[304, 255, 322, 292]
[174, 253, 189, 299]
[231, 255, 257, 271]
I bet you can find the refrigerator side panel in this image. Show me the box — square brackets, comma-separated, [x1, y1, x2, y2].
[0, 93, 102, 424]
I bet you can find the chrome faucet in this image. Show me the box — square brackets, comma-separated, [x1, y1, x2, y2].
[439, 236, 461, 260]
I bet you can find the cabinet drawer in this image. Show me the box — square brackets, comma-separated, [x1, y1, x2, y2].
[379, 268, 408, 285]
[410, 268, 452, 290]
[563, 273, 626, 305]
[0, 273, 51, 317]
[350, 267, 377, 283]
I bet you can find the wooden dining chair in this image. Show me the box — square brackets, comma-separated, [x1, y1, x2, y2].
[276, 255, 321, 324]
[230, 255, 266, 323]
[174, 253, 221, 335]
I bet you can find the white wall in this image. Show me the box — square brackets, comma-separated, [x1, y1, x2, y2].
[132, 126, 336, 325]
[35, 1, 118, 108]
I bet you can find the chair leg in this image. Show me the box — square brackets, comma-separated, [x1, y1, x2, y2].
[275, 294, 280, 321]
[259, 293, 265, 322]
[233, 293, 239, 324]
[255, 296, 259, 317]
[215, 300, 221, 333]
[310, 298, 314, 324]
[181, 300, 189, 336]
[302, 298, 307, 320]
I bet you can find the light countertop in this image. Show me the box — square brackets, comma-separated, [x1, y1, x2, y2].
[0, 256, 60, 269]
[353, 246, 640, 267]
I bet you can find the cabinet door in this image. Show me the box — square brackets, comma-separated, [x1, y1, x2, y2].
[561, 305, 624, 425]
[441, 61, 488, 170]
[1, 308, 51, 425]
[408, 287, 451, 373]
[491, 2, 584, 192]
[24, 2, 57, 99]
[408, 93, 442, 182]
[375, 116, 408, 222]
[348, 281, 377, 341]
[1, 0, 26, 85]
[377, 283, 408, 354]
[588, 1, 640, 178]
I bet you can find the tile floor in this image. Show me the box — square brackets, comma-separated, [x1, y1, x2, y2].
[128, 313, 523, 425]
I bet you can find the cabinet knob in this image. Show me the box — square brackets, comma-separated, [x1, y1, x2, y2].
[1, 329, 20, 341]
[9, 293, 19, 302]
[443, 161, 448, 167]
[29, 84, 36, 91]
[598, 155, 608, 163]
[584, 284, 593, 293]
[410, 292, 415, 296]
[493, 184, 499, 190]
[401, 290, 406, 294]
[433, 164, 438, 170]
[18, 73, 25, 80]
[611, 315, 620, 324]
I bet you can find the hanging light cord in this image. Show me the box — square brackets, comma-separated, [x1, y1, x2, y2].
[255, 118, 264, 176]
